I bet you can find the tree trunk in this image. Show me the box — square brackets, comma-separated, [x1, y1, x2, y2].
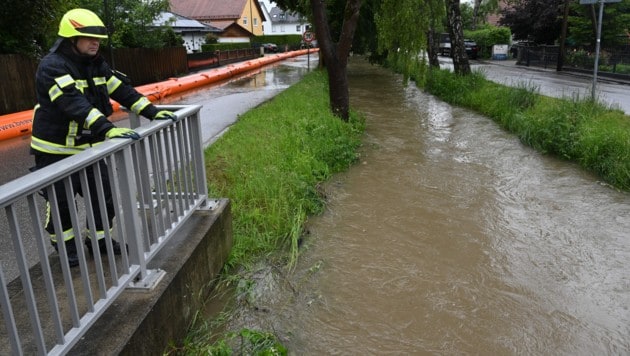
[557, 0, 571, 72]
[427, 27, 440, 68]
[427, 0, 440, 68]
[446, 0, 470, 75]
[472, 0, 481, 30]
[311, 0, 362, 121]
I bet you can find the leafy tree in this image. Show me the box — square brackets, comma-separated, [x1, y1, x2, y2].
[568, 0, 630, 48]
[1, 0, 180, 57]
[0, 0, 66, 57]
[499, 0, 564, 44]
[79, 0, 178, 49]
[377, 0, 444, 71]
[471, 0, 500, 30]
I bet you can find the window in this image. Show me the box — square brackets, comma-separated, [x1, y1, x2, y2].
[243, 16, 248, 25]
[254, 18, 258, 26]
[296, 25, 301, 32]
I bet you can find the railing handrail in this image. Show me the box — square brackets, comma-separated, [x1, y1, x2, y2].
[0, 105, 201, 209]
[0, 104, 209, 355]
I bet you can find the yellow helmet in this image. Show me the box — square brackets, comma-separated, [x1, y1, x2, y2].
[58, 8, 108, 39]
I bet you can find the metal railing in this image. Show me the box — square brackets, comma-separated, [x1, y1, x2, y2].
[0, 104, 210, 355]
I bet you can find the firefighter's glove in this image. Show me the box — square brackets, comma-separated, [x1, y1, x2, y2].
[106, 127, 140, 140]
[154, 110, 178, 122]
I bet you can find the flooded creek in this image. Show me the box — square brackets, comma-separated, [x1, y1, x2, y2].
[247, 60, 630, 354]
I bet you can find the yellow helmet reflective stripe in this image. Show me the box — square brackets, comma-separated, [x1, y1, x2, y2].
[58, 8, 108, 39]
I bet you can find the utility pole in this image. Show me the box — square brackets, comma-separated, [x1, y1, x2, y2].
[580, 0, 621, 100]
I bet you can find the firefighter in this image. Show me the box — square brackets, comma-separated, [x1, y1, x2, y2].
[30, 8, 177, 267]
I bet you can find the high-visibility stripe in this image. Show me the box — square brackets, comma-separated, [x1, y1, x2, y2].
[75, 79, 88, 94]
[84, 108, 104, 129]
[47, 203, 74, 243]
[31, 136, 89, 154]
[130, 97, 151, 114]
[107, 76, 122, 94]
[90, 230, 108, 240]
[66, 121, 78, 147]
[50, 228, 74, 243]
[55, 74, 74, 89]
[49, 85, 63, 102]
[94, 76, 107, 86]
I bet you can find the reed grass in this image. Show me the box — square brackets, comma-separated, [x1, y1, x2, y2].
[422, 67, 630, 191]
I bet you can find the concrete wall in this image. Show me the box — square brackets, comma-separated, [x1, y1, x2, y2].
[71, 199, 233, 355]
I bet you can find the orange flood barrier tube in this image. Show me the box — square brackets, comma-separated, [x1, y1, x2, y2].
[0, 49, 312, 142]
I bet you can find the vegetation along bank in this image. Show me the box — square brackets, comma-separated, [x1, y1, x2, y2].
[420, 67, 630, 192]
[173, 69, 364, 354]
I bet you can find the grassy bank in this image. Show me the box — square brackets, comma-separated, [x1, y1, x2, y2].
[172, 69, 363, 354]
[203, 70, 364, 272]
[421, 68, 630, 191]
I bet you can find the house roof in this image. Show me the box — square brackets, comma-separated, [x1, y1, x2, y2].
[209, 20, 240, 31]
[154, 11, 221, 32]
[268, 7, 303, 23]
[170, 0, 266, 22]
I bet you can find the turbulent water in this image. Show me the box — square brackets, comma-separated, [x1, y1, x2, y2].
[223, 59, 630, 355]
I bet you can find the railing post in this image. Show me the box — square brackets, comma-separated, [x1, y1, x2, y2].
[112, 145, 166, 290]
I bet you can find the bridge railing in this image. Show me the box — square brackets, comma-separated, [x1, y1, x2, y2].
[0, 104, 210, 355]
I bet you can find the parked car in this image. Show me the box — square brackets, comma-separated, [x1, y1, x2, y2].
[262, 43, 278, 53]
[439, 33, 451, 56]
[464, 39, 478, 59]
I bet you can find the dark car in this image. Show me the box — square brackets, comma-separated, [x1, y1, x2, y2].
[439, 33, 451, 56]
[464, 39, 478, 59]
[262, 43, 278, 53]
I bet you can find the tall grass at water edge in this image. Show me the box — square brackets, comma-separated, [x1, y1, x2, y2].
[203, 69, 364, 271]
[422, 68, 630, 191]
[176, 69, 363, 356]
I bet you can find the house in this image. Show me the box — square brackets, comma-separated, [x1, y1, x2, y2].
[170, 0, 266, 43]
[258, 0, 275, 35]
[266, 5, 309, 36]
[153, 11, 221, 53]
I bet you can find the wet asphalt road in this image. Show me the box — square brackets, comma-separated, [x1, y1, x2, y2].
[471, 58, 630, 114]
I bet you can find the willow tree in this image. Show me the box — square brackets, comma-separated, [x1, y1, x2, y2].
[471, 0, 499, 30]
[376, 0, 445, 76]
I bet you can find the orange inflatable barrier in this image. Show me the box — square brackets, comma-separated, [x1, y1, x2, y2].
[0, 49, 312, 142]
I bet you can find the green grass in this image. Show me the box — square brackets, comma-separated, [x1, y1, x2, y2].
[422, 67, 630, 191]
[173, 69, 364, 355]
[203, 69, 364, 271]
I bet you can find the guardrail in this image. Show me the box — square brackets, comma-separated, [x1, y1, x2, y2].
[0, 104, 210, 355]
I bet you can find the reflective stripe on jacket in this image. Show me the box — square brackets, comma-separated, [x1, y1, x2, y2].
[31, 39, 158, 155]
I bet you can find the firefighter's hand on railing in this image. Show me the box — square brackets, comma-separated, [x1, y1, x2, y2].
[154, 110, 178, 122]
[106, 127, 140, 140]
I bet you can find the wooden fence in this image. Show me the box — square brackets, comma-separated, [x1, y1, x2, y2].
[101, 47, 188, 86]
[0, 47, 260, 115]
[0, 54, 39, 115]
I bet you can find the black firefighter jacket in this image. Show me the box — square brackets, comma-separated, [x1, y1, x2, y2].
[30, 38, 159, 156]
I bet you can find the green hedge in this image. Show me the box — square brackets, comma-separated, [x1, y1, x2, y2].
[254, 34, 303, 46]
[201, 43, 252, 52]
[464, 26, 512, 59]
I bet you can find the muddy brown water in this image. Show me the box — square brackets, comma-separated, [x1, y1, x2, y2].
[231, 60, 630, 355]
